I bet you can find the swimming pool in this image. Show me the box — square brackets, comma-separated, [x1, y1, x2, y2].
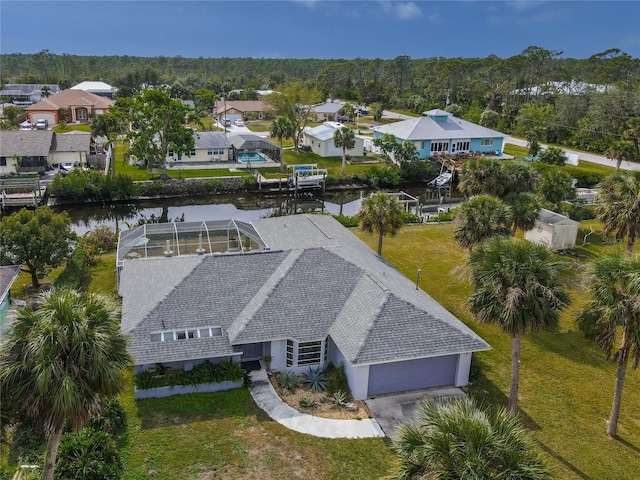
[237, 151, 267, 163]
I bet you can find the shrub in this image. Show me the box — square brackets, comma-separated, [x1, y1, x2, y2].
[299, 396, 318, 410]
[402, 211, 422, 224]
[330, 390, 348, 407]
[302, 366, 327, 392]
[365, 165, 400, 188]
[538, 146, 567, 166]
[325, 363, 351, 398]
[89, 398, 127, 439]
[78, 226, 118, 258]
[277, 370, 298, 393]
[48, 170, 139, 203]
[55, 429, 123, 480]
[54, 247, 88, 290]
[400, 160, 436, 183]
[133, 359, 244, 390]
[332, 214, 359, 228]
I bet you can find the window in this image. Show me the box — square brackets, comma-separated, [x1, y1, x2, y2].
[415, 141, 425, 150]
[150, 326, 222, 342]
[430, 142, 449, 153]
[168, 150, 174, 157]
[0, 157, 6, 166]
[190, 149, 196, 156]
[481, 138, 494, 146]
[286, 339, 325, 367]
[208, 148, 224, 156]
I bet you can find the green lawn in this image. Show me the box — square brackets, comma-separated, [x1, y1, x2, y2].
[52, 124, 91, 133]
[355, 222, 640, 480]
[282, 149, 386, 178]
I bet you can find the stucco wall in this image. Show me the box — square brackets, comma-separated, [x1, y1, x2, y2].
[328, 338, 369, 400]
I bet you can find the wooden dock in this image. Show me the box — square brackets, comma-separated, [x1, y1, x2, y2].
[1, 178, 45, 210]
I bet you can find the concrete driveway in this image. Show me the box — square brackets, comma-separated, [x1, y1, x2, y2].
[365, 387, 466, 439]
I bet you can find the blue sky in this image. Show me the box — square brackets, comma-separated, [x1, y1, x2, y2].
[1, 1, 639, 59]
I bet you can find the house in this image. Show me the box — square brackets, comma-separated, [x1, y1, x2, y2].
[310, 102, 343, 122]
[524, 209, 579, 251]
[302, 122, 365, 158]
[213, 100, 272, 122]
[0, 265, 22, 335]
[26, 89, 114, 126]
[167, 131, 231, 166]
[117, 214, 490, 400]
[0, 84, 60, 103]
[0, 130, 92, 174]
[70, 81, 117, 100]
[373, 109, 507, 162]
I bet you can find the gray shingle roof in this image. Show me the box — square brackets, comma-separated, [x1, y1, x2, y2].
[51, 132, 91, 152]
[194, 131, 231, 149]
[375, 111, 506, 141]
[119, 214, 490, 367]
[0, 130, 54, 157]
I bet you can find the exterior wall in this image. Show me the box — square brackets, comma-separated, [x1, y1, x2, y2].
[328, 338, 369, 400]
[49, 150, 87, 167]
[269, 339, 329, 376]
[454, 352, 472, 387]
[551, 222, 578, 250]
[306, 136, 364, 158]
[134, 380, 243, 400]
[524, 222, 554, 248]
[168, 147, 230, 164]
[469, 137, 505, 155]
[0, 294, 10, 326]
[0, 156, 19, 175]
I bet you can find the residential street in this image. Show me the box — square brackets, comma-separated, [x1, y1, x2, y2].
[506, 136, 640, 172]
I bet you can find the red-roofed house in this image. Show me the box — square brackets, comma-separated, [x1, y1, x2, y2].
[27, 89, 114, 126]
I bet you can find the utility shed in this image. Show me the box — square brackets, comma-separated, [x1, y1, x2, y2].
[525, 209, 579, 250]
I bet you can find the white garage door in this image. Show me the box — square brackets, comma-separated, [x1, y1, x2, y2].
[31, 112, 55, 126]
[367, 355, 458, 397]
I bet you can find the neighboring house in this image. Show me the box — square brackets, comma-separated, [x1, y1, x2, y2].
[302, 122, 364, 158]
[70, 81, 118, 99]
[117, 214, 490, 400]
[227, 132, 281, 163]
[0, 130, 92, 174]
[310, 101, 343, 122]
[0, 265, 21, 334]
[167, 131, 231, 165]
[213, 100, 271, 122]
[0, 84, 60, 103]
[26, 89, 114, 126]
[373, 109, 507, 161]
[524, 209, 579, 251]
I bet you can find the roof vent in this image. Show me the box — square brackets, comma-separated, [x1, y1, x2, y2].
[164, 240, 173, 257]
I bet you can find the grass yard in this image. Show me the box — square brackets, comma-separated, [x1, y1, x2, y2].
[52, 123, 91, 133]
[354, 222, 640, 480]
[282, 149, 385, 178]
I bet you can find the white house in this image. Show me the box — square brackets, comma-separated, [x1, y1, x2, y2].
[525, 209, 579, 251]
[71, 81, 117, 99]
[302, 122, 364, 158]
[167, 131, 232, 165]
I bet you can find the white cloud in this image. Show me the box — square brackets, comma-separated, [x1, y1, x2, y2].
[379, 1, 422, 20]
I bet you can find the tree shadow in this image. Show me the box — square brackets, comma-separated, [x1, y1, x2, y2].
[536, 441, 594, 480]
[527, 328, 606, 366]
[616, 435, 640, 454]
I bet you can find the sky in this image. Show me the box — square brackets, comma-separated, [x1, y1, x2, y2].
[1, 0, 639, 60]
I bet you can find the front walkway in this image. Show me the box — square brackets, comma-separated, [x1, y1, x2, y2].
[249, 369, 385, 438]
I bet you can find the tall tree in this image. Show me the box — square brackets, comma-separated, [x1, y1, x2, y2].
[0, 288, 131, 480]
[372, 132, 399, 158]
[468, 238, 570, 415]
[334, 127, 355, 176]
[90, 113, 126, 177]
[395, 141, 418, 163]
[576, 251, 640, 437]
[110, 86, 198, 179]
[458, 158, 505, 197]
[358, 192, 404, 256]
[270, 116, 294, 172]
[605, 140, 637, 170]
[454, 195, 512, 251]
[0, 208, 75, 289]
[595, 171, 640, 256]
[264, 82, 321, 151]
[394, 398, 550, 480]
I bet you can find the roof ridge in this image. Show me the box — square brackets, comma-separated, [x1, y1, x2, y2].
[351, 285, 392, 362]
[227, 249, 303, 342]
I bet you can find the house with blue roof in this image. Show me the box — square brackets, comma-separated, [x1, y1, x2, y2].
[373, 109, 507, 161]
[118, 214, 490, 400]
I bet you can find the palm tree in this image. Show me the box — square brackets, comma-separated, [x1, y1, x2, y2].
[595, 171, 640, 256]
[90, 113, 124, 176]
[333, 126, 355, 177]
[0, 288, 131, 480]
[505, 191, 541, 234]
[468, 238, 570, 415]
[454, 195, 512, 251]
[605, 140, 636, 170]
[40, 84, 51, 98]
[269, 116, 294, 172]
[358, 192, 404, 256]
[576, 251, 640, 437]
[394, 398, 550, 480]
[458, 158, 505, 197]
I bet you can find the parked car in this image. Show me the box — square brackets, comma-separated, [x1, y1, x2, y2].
[35, 119, 48, 130]
[234, 119, 245, 127]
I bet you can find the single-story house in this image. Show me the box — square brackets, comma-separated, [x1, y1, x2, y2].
[166, 131, 232, 165]
[213, 100, 272, 122]
[0, 265, 22, 334]
[302, 122, 365, 158]
[0, 84, 60, 103]
[310, 101, 343, 122]
[70, 81, 117, 100]
[524, 208, 579, 251]
[27, 89, 114, 126]
[373, 109, 507, 162]
[0, 130, 92, 174]
[117, 214, 490, 400]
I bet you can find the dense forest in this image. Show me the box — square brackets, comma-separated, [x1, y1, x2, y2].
[2, 47, 640, 156]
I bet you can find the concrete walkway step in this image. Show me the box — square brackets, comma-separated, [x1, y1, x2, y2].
[248, 369, 385, 439]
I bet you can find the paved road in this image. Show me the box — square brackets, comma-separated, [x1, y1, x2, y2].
[506, 136, 640, 172]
